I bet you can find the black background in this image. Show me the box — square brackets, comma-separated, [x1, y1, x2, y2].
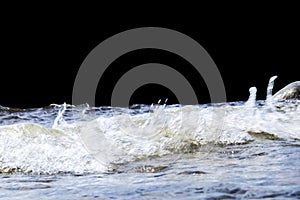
[1, 6, 299, 108]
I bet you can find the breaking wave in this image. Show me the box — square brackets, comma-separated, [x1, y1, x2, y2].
[0, 76, 299, 174]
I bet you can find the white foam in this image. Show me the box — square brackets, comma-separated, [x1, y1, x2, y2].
[0, 123, 105, 174]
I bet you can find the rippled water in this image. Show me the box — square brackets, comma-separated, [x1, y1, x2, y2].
[1, 77, 300, 199]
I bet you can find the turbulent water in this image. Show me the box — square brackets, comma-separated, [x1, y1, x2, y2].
[1, 77, 300, 199]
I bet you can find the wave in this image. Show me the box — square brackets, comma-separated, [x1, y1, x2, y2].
[0, 77, 299, 174]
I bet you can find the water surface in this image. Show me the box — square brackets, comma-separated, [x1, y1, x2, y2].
[1, 78, 300, 199]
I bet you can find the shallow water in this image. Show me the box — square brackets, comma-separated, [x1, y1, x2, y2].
[1, 78, 300, 199]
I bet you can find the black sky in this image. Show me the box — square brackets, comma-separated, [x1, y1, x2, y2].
[1, 8, 299, 108]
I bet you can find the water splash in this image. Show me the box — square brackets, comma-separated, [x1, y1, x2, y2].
[52, 102, 67, 129]
[266, 75, 278, 108]
[245, 87, 257, 108]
